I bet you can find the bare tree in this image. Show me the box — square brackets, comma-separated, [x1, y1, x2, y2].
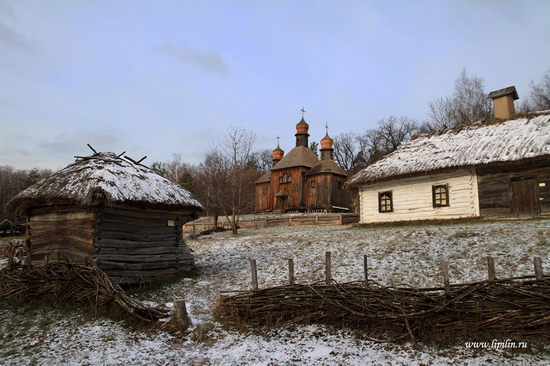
[424, 69, 491, 131]
[377, 116, 419, 152]
[333, 132, 359, 173]
[355, 116, 418, 166]
[519, 68, 550, 112]
[249, 149, 272, 173]
[198, 126, 259, 235]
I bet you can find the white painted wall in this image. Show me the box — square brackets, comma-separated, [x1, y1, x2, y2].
[358, 169, 479, 223]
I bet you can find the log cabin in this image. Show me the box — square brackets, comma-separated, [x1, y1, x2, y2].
[7, 151, 202, 286]
[347, 86, 550, 224]
[255, 116, 353, 213]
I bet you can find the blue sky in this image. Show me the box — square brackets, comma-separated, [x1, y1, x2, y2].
[1, 0, 549, 170]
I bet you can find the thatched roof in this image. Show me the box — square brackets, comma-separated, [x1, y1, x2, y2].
[8, 152, 203, 212]
[347, 113, 550, 187]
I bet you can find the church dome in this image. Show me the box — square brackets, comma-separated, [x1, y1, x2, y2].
[320, 132, 333, 149]
[296, 117, 309, 134]
[273, 144, 284, 160]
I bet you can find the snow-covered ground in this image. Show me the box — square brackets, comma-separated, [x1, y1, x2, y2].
[1, 219, 550, 365]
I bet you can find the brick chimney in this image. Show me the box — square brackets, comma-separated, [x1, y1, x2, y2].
[487, 86, 519, 119]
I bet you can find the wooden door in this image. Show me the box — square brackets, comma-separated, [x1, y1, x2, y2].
[511, 179, 538, 218]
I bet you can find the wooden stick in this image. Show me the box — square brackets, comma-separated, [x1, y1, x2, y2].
[534, 257, 544, 280]
[288, 258, 295, 286]
[441, 261, 451, 294]
[250, 259, 258, 290]
[325, 251, 332, 285]
[487, 256, 496, 281]
[363, 254, 369, 287]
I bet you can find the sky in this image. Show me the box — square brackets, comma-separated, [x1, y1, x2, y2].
[1, 0, 549, 171]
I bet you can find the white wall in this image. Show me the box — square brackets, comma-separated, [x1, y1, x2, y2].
[358, 169, 479, 223]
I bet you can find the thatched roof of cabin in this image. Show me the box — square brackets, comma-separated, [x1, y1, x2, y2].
[347, 113, 550, 187]
[8, 152, 203, 212]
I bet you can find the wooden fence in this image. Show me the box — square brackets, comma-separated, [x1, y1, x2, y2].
[214, 253, 550, 345]
[183, 213, 359, 235]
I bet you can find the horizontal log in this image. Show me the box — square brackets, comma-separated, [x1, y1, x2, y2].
[29, 206, 97, 216]
[95, 246, 180, 255]
[29, 226, 94, 239]
[94, 231, 175, 242]
[103, 204, 196, 218]
[97, 259, 181, 271]
[29, 220, 95, 231]
[30, 238, 94, 256]
[30, 211, 95, 222]
[99, 214, 175, 227]
[94, 239, 179, 250]
[102, 267, 180, 278]
[30, 249, 92, 264]
[96, 253, 179, 263]
[97, 222, 177, 234]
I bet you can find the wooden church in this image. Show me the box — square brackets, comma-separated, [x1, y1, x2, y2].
[255, 115, 353, 213]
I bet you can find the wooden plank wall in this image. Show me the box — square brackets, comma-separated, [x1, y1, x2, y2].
[477, 164, 550, 218]
[95, 207, 195, 285]
[28, 207, 96, 266]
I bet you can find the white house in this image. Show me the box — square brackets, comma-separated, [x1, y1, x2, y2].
[347, 87, 550, 224]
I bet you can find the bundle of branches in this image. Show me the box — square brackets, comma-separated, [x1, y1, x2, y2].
[0, 263, 169, 322]
[0, 239, 25, 269]
[214, 278, 550, 345]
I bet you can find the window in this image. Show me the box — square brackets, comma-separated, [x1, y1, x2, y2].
[280, 173, 291, 184]
[378, 191, 393, 212]
[311, 180, 316, 188]
[262, 187, 268, 194]
[433, 184, 449, 207]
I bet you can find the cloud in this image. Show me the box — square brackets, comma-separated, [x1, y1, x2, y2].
[0, 0, 38, 53]
[152, 42, 228, 74]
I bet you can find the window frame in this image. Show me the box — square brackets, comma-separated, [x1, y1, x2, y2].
[378, 191, 393, 213]
[432, 184, 450, 207]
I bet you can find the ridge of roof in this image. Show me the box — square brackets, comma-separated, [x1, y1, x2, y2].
[347, 113, 550, 187]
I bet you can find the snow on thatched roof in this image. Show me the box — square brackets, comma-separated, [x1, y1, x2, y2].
[347, 113, 550, 187]
[8, 152, 202, 212]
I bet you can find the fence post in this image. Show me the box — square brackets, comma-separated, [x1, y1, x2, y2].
[288, 258, 295, 286]
[441, 261, 451, 293]
[250, 259, 258, 290]
[534, 257, 544, 280]
[192, 224, 196, 239]
[173, 299, 191, 331]
[487, 256, 496, 281]
[325, 251, 332, 285]
[363, 254, 368, 287]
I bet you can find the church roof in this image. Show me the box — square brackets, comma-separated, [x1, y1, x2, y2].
[255, 170, 272, 184]
[306, 159, 347, 177]
[271, 145, 319, 170]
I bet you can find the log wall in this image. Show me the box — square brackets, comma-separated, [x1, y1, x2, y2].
[26, 205, 197, 286]
[477, 162, 550, 218]
[95, 207, 195, 286]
